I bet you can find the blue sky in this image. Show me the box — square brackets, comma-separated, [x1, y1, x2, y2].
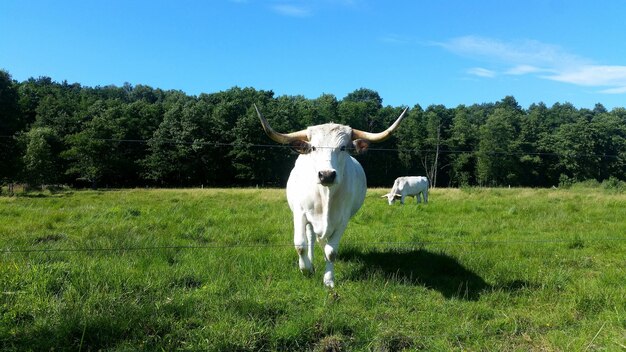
[2, 0, 626, 109]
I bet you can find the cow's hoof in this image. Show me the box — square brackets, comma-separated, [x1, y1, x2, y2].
[300, 267, 315, 276]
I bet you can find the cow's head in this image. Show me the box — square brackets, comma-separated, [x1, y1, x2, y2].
[255, 104, 408, 187]
[381, 193, 402, 205]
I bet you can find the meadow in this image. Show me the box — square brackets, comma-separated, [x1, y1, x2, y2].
[1, 187, 625, 351]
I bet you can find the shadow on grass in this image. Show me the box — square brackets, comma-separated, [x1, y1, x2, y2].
[340, 248, 490, 301]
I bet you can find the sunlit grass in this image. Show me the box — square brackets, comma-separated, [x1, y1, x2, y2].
[1, 187, 625, 351]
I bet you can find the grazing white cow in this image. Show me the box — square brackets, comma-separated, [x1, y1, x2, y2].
[255, 104, 407, 287]
[383, 176, 429, 205]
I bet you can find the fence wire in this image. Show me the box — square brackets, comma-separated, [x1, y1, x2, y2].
[3, 237, 625, 254]
[1, 135, 622, 159]
[2, 134, 625, 255]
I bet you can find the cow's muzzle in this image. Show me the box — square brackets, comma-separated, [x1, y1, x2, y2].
[318, 170, 336, 185]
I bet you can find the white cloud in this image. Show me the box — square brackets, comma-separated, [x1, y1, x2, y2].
[543, 65, 626, 86]
[271, 4, 312, 17]
[506, 65, 547, 75]
[269, 0, 359, 17]
[599, 86, 626, 94]
[378, 34, 411, 45]
[467, 67, 496, 78]
[325, 0, 357, 5]
[437, 36, 586, 67]
[437, 35, 626, 94]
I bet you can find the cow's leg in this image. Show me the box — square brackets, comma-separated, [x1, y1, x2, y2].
[417, 193, 422, 203]
[305, 223, 315, 272]
[423, 190, 428, 203]
[322, 230, 344, 288]
[400, 195, 405, 204]
[294, 213, 313, 274]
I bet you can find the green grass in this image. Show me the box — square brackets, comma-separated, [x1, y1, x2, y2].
[1, 188, 625, 351]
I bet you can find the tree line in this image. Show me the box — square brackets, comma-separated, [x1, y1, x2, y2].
[1, 69, 625, 189]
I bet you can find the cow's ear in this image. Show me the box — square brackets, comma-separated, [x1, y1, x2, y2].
[352, 139, 370, 154]
[290, 140, 312, 154]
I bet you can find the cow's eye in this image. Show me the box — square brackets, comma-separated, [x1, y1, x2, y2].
[340, 146, 346, 152]
[311, 146, 317, 151]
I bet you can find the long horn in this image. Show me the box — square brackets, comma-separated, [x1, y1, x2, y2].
[254, 104, 308, 144]
[352, 107, 409, 142]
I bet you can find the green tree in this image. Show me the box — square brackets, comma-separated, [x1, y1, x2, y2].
[142, 99, 207, 185]
[549, 117, 599, 182]
[447, 105, 479, 187]
[517, 103, 553, 186]
[21, 127, 60, 187]
[310, 93, 339, 125]
[212, 87, 275, 185]
[395, 104, 425, 176]
[590, 111, 626, 181]
[419, 105, 453, 187]
[476, 107, 521, 186]
[229, 93, 301, 186]
[63, 101, 133, 187]
[339, 88, 383, 130]
[359, 105, 411, 186]
[343, 88, 383, 108]
[0, 70, 23, 184]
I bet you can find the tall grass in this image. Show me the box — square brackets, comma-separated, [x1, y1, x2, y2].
[1, 188, 625, 351]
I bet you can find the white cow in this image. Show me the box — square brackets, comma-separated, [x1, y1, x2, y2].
[255, 104, 407, 287]
[383, 176, 429, 205]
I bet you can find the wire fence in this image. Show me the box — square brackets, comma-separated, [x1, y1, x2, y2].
[1, 134, 622, 159]
[92, 138, 626, 159]
[2, 133, 625, 255]
[3, 237, 625, 254]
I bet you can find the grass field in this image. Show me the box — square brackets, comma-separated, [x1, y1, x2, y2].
[1, 187, 625, 351]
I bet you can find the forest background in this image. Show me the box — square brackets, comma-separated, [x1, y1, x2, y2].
[1, 70, 625, 189]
